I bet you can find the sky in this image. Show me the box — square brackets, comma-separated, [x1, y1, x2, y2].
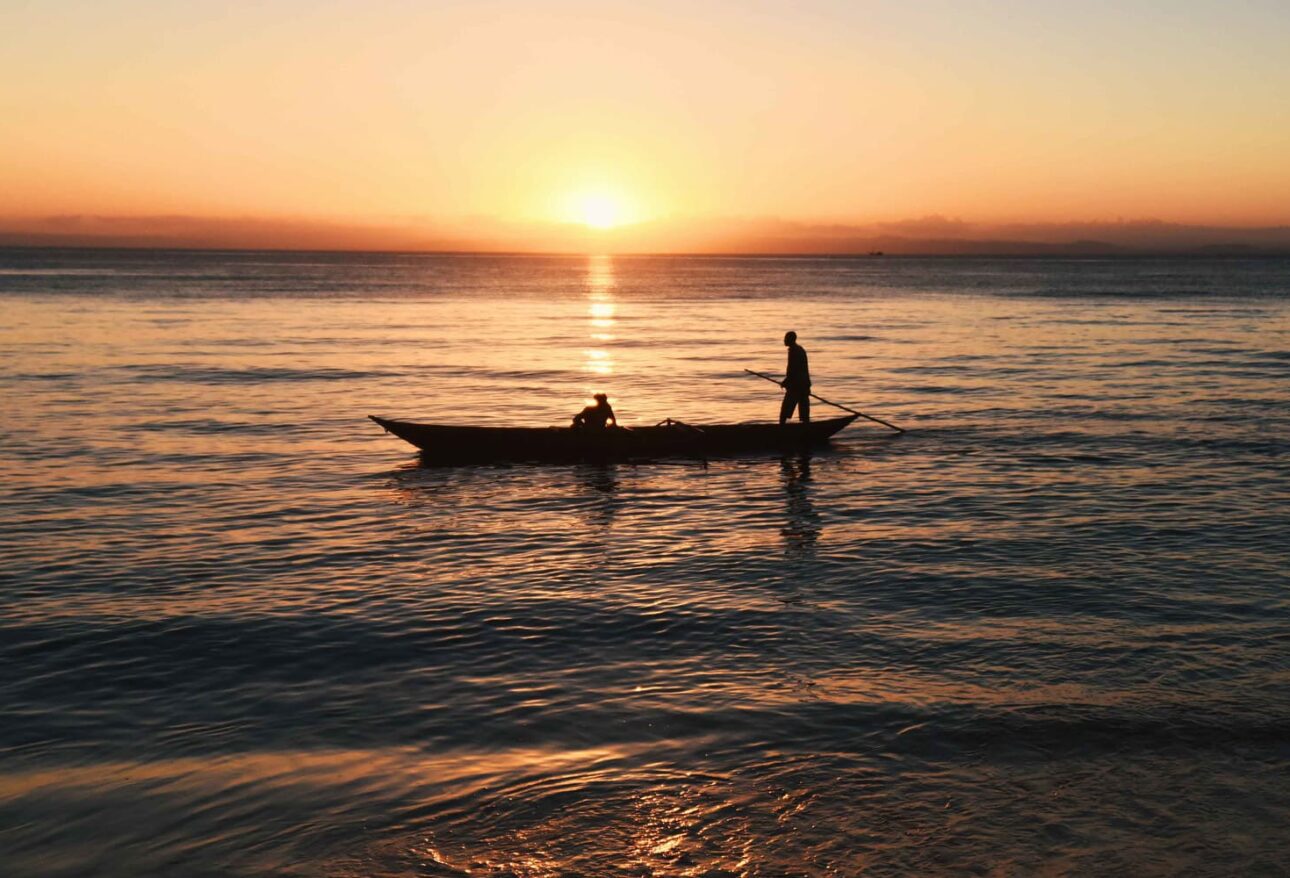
[3, 0, 1290, 251]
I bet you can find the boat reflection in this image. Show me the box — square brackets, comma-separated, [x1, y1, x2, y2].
[780, 453, 820, 557]
[573, 462, 620, 529]
[383, 460, 461, 508]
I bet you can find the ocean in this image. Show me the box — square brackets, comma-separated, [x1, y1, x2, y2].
[1, 249, 1288, 876]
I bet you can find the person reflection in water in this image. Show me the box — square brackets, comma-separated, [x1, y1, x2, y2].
[572, 393, 617, 429]
[779, 331, 811, 425]
[781, 454, 820, 557]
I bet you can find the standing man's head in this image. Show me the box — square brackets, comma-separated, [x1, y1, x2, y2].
[593, 393, 608, 403]
[783, 331, 797, 347]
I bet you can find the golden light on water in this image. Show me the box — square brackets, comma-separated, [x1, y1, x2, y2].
[586, 254, 614, 289]
[584, 255, 616, 381]
[584, 349, 612, 375]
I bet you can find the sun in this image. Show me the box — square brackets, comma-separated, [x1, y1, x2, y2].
[576, 192, 623, 229]
[554, 185, 634, 229]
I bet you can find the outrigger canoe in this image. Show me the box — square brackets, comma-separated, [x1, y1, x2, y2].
[369, 414, 858, 463]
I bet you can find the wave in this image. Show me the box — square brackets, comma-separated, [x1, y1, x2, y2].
[118, 364, 399, 383]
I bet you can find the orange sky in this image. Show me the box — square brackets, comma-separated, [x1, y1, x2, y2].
[3, 1, 1290, 251]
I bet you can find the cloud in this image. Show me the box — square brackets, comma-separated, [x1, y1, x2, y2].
[2, 213, 1289, 255]
[875, 215, 973, 237]
[0, 214, 466, 252]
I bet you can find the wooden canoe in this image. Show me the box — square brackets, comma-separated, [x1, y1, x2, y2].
[369, 414, 858, 463]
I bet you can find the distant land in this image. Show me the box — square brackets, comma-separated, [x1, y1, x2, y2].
[3, 214, 1290, 256]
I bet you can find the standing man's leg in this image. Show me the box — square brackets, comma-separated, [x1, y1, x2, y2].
[780, 389, 796, 425]
[800, 391, 810, 423]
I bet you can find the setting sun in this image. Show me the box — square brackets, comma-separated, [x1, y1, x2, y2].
[580, 195, 619, 229]
[565, 190, 632, 230]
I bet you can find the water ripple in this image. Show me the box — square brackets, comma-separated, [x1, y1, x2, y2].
[2, 252, 1289, 876]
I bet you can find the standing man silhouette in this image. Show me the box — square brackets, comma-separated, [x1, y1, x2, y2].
[779, 331, 811, 425]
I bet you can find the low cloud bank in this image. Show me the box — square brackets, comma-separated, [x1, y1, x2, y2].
[3, 213, 1290, 255]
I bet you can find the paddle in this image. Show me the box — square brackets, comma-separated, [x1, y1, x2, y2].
[744, 368, 905, 434]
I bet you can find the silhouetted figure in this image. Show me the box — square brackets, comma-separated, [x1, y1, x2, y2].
[572, 393, 617, 429]
[779, 331, 811, 424]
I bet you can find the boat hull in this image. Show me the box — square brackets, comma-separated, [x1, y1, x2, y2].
[369, 415, 858, 463]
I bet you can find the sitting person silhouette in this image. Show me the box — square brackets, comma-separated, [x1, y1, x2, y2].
[572, 393, 617, 429]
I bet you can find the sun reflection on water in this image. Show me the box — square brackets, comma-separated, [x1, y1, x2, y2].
[584, 254, 616, 382]
[583, 348, 612, 375]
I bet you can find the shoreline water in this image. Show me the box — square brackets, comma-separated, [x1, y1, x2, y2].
[2, 250, 1287, 875]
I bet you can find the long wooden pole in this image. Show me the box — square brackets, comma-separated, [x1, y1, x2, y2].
[744, 368, 904, 434]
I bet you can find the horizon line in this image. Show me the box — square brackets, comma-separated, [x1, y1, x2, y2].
[5, 241, 1290, 259]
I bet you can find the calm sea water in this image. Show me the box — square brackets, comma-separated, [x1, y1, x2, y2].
[2, 249, 1288, 876]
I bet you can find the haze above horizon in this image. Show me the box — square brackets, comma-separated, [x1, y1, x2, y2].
[4, 0, 1290, 253]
